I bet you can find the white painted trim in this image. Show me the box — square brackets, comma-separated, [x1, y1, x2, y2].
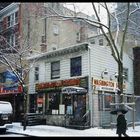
[0, 3, 20, 15]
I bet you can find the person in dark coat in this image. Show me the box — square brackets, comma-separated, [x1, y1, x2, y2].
[116, 111, 129, 137]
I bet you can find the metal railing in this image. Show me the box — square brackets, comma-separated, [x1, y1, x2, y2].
[24, 113, 45, 126]
[65, 110, 90, 129]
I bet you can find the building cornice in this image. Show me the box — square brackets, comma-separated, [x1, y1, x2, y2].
[27, 42, 89, 61]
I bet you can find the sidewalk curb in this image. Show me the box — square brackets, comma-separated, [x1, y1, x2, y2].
[7, 130, 37, 137]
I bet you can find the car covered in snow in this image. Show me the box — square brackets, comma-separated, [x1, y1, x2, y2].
[0, 101, 13, 133]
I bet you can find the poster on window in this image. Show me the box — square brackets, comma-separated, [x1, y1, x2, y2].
[37, 104, 42, 107]
[59, 104, 65, 114]
[66, 105, 73, 114]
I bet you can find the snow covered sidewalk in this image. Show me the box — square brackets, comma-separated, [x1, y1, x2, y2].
[7, 122, 140, 137]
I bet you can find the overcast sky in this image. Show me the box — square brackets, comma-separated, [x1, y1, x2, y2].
[64, 3, 116, 25]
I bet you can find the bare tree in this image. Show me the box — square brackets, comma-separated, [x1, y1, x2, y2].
[43, 2, 140, 106]
[0, 3, 44, 130]
[50, 3, 140, 129]
[0, 32, 41, 130]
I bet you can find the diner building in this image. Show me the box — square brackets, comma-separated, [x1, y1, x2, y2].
[28, 39, 134, 128]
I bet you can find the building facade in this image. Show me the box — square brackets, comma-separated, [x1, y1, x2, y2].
[28, 32, 134, 128]
[0, 3, 99, 122]
[0, 3, 24, 121]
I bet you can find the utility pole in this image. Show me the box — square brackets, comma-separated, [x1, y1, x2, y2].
[87, 44, 93, 127]
[132, 93, 135, 130]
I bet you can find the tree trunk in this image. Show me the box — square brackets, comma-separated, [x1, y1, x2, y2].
[117, 61, 124, 108]
[22, 85, 27, 131]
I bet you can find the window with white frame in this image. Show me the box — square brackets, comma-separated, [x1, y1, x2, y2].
[99, 39, 103, 46]
[70, 56, 82, 77]
[51, 61, 60, 79]
[90, 39, 95, 44]
[6, 33, 19, 48]
[15, 33, 19, 47]
[7, 13, 14, 27]
[123, 68, 128, 81]
[7, 11, 18, 28]
[76, 32, 81, 42]
[15, 11, 18, 24]
[34, 66, 39, 81]
[7, 34, 15, 47]
[53, 24, 59, 35]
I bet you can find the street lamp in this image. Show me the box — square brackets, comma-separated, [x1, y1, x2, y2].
[101, 69, 108, 79]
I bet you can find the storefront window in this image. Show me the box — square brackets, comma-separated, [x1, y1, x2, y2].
[98, 93, 103, 111]
[104, 94, 113, 110]
[48, 93, 60, 114]
[62, 94, 72, 114]
[37, 94, 43, 113]
[44, 91, 86, 115]
[98, 93, 115, 111]
[62, 94, 86, 116]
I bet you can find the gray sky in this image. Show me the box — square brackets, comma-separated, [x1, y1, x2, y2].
[64, 3, 116, 24]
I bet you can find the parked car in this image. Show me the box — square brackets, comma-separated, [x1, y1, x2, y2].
[0, 101, 13, 133]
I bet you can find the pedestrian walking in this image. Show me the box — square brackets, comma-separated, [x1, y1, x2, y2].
[116, 111, 129, 137]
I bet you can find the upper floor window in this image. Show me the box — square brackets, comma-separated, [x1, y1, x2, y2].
[35, 66, 39, 81]
[7, 11, 18, 28]
[7, 34, 15, 47]
[70, 56, 81, 77]
[6, 33, 19, 48]
[90, 39, 95, 44]
[76, 32, 81, 42]
[99, 39, 103, 46]
[15, 33, 20, 48]
[53, 24, 59, 35]
[123, 68, 128, 81]
[15, 11, 18, 24]
[0, 21, 3, 32]
[0, 73, 5, 83]
[7, 13, 14, 27]
[51, 61, 60, 79]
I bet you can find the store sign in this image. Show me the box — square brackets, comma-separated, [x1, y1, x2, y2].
[3, 70, 19, 90]
[35, 77, 88, 91]
[93, 79, 126, 92]
[0, 85, 23, 95]
[93, 79, 116, 92]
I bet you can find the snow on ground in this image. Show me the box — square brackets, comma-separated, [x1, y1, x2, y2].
[6, 122, 140, 137]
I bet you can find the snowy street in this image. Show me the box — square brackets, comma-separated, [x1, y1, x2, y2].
[5, 123, 140, 137]
[0, 132, 26, 137]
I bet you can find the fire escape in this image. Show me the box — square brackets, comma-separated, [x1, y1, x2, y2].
[0, 11, 20, 53]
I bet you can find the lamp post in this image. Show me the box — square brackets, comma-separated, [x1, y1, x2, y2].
[87, 44, 93, 127]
